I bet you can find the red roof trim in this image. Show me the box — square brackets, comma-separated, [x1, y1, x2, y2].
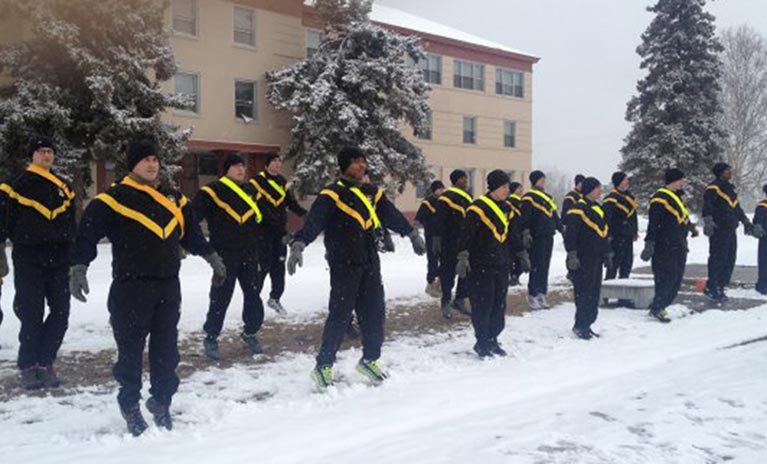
[186, 139, 281, 153]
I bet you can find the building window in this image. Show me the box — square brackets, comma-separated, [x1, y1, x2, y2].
[410, 54, 442, 84]
[235, 80, 257, 120]
[466, 168, 476, 197]
[174, 72, 199, 113]
[463, 116, 477, 144]
[306, 30, 325, 57]
[496, 68, 524, 98]
[418, 110, 432, 140]
[233, 6, 256, 47]
[172, 0, 198, 36]
[453, 59, 484, 91]
[504, 121, 517, 148]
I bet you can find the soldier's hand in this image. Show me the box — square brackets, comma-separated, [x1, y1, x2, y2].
[281, 233, 294, 246]
[69, 264, 90, 303]
[287, 241, 306, 275]
[566, 251, 581, 271]
[751, 223, 766, 239]
[178, 245, 188, 261]
[431, 236, 442, 255]
[408, 230, 427, 256]
[203, 253, 227, 287]
[517, 251, 531, 273]
[703, 216, 716, 237]
[522, 230, 533, 249]
[455, 250, 471, 279]
[640, 240, 655, 262]
[0, 241, 8, 278]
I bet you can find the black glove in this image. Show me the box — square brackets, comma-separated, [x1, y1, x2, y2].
[522, 230, 533, 249]
[566, 251, 581, 271]
[517, 251, 531, 273]
[69, 264, 90, 302]
[287, 241, 306, 275]
[751, 224, 766, 239]
[456, 250, 471, 279]
[703, 216, 716, 237]
[408, 230, 427, 256]
[640, 241, 655, 262]
[203, 253, 227, 287]
[431, 236, 442, 255]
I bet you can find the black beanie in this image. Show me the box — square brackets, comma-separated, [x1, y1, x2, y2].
[664, 168, 685, 184]
[27, 135, 56, 157]
[612, 171, 627, 187]
[487, 169, 511, 193]
[450, 169, 467, 185]
[581, 177, 601, 196]
[509, 181, 522, 193]
[574, 174, 586, 186]
[337, 146, 364, 173]
[264, 152, 281, 167]
[223, 153, 245, 173]
[126, 138, 158, 172]
[763, 184, 767, 196]
[529, 170, 545, 186]
[429, 180, 445, 193]
[712, 162, 730, 179]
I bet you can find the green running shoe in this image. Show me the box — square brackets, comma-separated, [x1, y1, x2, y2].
[356, 358, 388, 385]
[311, 365, 334, 390]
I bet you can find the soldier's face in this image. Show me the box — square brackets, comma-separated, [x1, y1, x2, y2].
[619, 177, 630, 191]
[132, 155, 160, 182]
[345, 157, 367, 181]
[267, 157, 283, 175]
[227, 163, 246, 182]
[492, 183, 510, 200]
[588, 185, 602, 201]
[722, 168, 732, 181]
[32, 148, 55, 171]
[434, 187, 445, 196]
[514, 185, 523, 196]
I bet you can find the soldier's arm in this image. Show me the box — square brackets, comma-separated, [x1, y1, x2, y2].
[431, 197, 449, 238]
[456, 208, 480, 253]
[645, 202, 663, 243]
[71, 198, 114, 266]
[190, 188, 211, 224]
[286, 188, 308, 217]
[293, 193, 333, 246]
[414, 202, 430, 226]
[563, 211, 580, 252]
[377, 193, 414, 237]
[702, 187, 715, 218]
[180, 197, 214, 256]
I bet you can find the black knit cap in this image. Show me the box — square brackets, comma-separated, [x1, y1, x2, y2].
[27, 135, 56, 157]
[529, 170, 545, 186]
[450, 169, 467, 185]
[612, 171, 627, 187]
[264, 152, 282, 167]
[712, 162, 731, 178]
[337, 146, 365, 173]
[429, 180, 445, 193]
[126, 138, 158, 172]
[574, 174, 586, 186]
[763, 184, 767, 196]
[509, 181, 522, 193]
[664, 168, 685, 184]
[581, 177, 601, 196]
[487, 169, 511, 193]
[223, 153, 245, 173]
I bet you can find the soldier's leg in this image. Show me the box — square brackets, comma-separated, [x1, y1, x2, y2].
[440, 251, 457, 305]
[490, 269, 510, 342]
[468, 268, 492, 348]
[316, 263, 363, 366]
[148, 278, 182, 407]
[356, 264, 386, 362]
[202, 251, 239, 339]
[269, 234, 287, 301]
[239, 253, 266, 336]
[12, 250, 45, 369]
[721, 231, 737, 289]
[38, 263, 70, 367]
[757, 239, 767, 294]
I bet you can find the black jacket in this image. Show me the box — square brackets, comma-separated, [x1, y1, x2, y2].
[646, 188, 692, 250]
[192, 178, 265, 255]
[702, 179, 748, 231]
[604, 189, 639, 239]
[0, 165, 76, 248]
[415, 194, 440, 237]
[250, 171, 307, 235]
[520, 188, 562, 238]
[564, 198, 611, 265]
[459, 195, 522, 269]
[432, 187, 473, 249]
[294, 178, 413, 266]
[755, 200, 767, 238]
[562, 189, 583, 216]
[72, 176, 213, 281]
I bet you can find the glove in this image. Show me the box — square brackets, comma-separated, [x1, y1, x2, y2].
[287, 241, 306, 275]
[431, 236, 442, 255]
[566, 251, 581, 271]
[0, 241, 8, 278]
[408, 230, 427, 256]
[689, 223, 700, 238]
[522, 230, 533, 249]
[703, 216, 716, 237]
[751, 223, 766, 239]
[203, 253, 227, 287]
[455, 250, 471, 279]
[640, 240, 655, 262]
[281, 233, 294, 246]
[178, 246, 188, 261]
[517, 251, 531, 273]
[604, 252, 615, 270]
[69, 264, 90, 303]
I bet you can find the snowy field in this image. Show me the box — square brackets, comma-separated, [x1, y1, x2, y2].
[1, 228, 766, 463]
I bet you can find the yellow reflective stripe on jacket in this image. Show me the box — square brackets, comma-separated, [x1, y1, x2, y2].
[528, 188, 558, 211]
[421, 199, 436, 214]
[478, 196, 509, 228]
[253, 172, 287, 207]
[320, 187, 379, 230]
[605, 190, 637, 217]
[505, 200, 521, 218]
[201, 186, 256, 225]
[591, 204, 605, 219]
[121, 176, 185, 236]
[338, 181, 381, 229]
[657, 188, 690, 222]
[439, 195, 467, 216]
[567, 208, 609, 238]
[26, 164, 75, 200]
[468, 205, 508, 243]
[758, 200, 767, 210]
[447, 186, 473, 203]
[0, 182, 73, 221]
[96, 193, 180, 240]
[475, 195, 509, 242]
[510, 194, 522, 201]
[706, 185, 739, 208]
[220, 177, 262, 223]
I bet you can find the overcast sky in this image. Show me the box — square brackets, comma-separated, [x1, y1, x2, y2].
[377, 0, 767, 182]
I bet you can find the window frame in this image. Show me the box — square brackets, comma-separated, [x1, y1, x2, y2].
[172, 0, 198, 38]
[306, 29, 325, 58]
[417, 110, 433, 140]
[173, 71, 201, 114]
[495, 68, 525, 98]
[233, 5, 257, 48]
[453, 59, 485, 91]
[504, 120, 517, 148]
[234, 79, 258, 121]
[463, 116, 477, 145]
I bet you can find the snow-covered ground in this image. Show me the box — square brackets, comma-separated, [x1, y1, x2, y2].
[1, 229, 765, 463]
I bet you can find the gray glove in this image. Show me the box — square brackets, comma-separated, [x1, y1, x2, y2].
[178, 246, 188, 261]
[522, 230, 533, 249]
[640, 240, 655, 262]
[752, 223, 766, 239]
[517, 251, 531, 273]
[703, 216, 716, 237]
[69, 264, 90, 302]
[0, 241, 8, 278]
[604, 252, 615, 270]
[203, 253, 227, 287]
[287, 241, 306, 275]
[281, 233, 294, 246]
[431, 236, 442, 255]
[566, 251, 581, 271]
[456, 250, 471, 279]
[408, 230, 427, 256]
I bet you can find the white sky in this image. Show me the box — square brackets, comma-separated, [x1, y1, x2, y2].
[377, 0, 767, 182]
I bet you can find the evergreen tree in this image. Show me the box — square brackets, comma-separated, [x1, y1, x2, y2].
[266, 0, 432, 194]
[620, 0, 726, 209]
[0, 0, 188, 185]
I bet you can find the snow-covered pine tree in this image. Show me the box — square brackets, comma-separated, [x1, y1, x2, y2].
[620, 0, 726, 209]
[0, 0, 188, 186]
[266, 0, 432, 194]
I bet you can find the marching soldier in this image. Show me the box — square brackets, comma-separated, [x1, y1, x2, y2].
[604, 171, 639, 288]
[193, 153, 268, 360]
[432, 170, 473, 319]
[415, 180, 445, 297]
[70, 138, 226, 436]
[640, 168, 697, 323]
[702, 162, 765, 303]
[250, 152, 307, 315]
[754, 184, 767, 295]
[0, 136, 75, 389]
[286, 146, 426, 390]
[506, 181, 528, 286]
[564, 177, 612, 339]
[561, 174, 585, 216]
[520, 170, 562, 310]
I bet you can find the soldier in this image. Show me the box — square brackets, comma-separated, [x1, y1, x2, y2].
[286, 146, 426, 390]
[415, 180, 445, 297]
[561, 174, 585, 216]
[604, 172, 639, 299]
[754, 184, 767, 295]
[70, 138, 226, 436]
[506, 181, 528, 286]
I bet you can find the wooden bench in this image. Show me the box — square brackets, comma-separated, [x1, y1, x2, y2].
[600, 278, 654, 309]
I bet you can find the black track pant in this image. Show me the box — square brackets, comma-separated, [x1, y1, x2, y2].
[440, 248, 469, 305]
[757, 239, 767, 294]
[605, 236, 633, 280]
[573, 259, 603, 330]
[469, 267, 509, 349]
[528, 235, 554, 297]
[317, 260, 385, 366]
[204, 251, 265, 338]
[267, 233, 287, 301]
[706, 228, 737, 295]
[425, 235, 440, 284]
[12, 245, 70, 370]
[650, 245, 687, 312]
[108, 278, 181, 410]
